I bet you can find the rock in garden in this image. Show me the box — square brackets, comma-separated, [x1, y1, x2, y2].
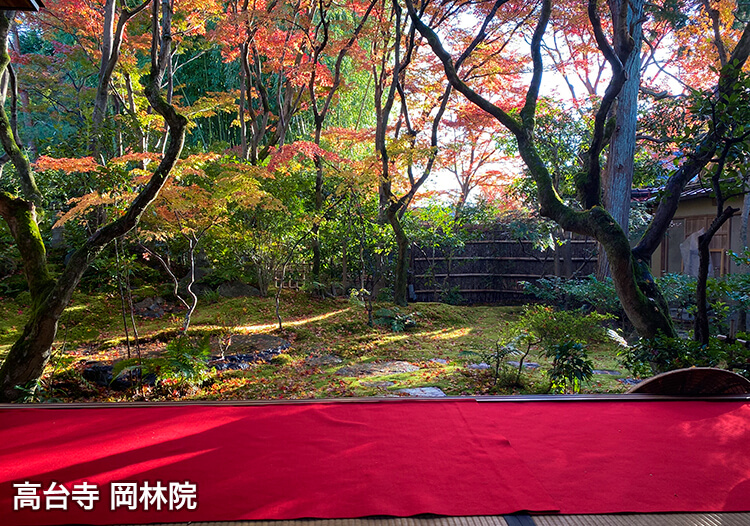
[335, 361, 419, 377]
[81, 361, 156, 390]
[593, 369, 623, 376]
[217, 281, 261, 298]
[335, 365, 364, 376]
[209, 334, 290, 370]
[507, 361, 541, 369]
[133, 296, 165, 318]
[305, 354, 343, 366]
[362, 381, 395, 388]
[397, 387, 446, 397]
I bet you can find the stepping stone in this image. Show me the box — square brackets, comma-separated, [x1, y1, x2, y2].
[468, 363, 490, 370]
[335, 365, 364, 376]
[397, 387, 446, 397]
[507, 361, 541, 369]
[335, 361, 419, 377]
[305, 354, 343, 366]
[618, 378, 641, 386]
[361, 381, 395, 388]
[593, 369, 623, 376]
[430, 358, 448, 364]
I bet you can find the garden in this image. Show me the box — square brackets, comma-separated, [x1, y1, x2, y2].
[3, 246, 749, 402]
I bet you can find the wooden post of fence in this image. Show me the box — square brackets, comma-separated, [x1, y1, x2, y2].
[562, 231, 573, 278]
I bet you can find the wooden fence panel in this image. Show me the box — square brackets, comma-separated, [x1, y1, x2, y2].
[411, 232, 598, 304]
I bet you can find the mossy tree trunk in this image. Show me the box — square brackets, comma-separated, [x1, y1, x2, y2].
[0, 4, 187, 402]
[407, 0, 750, 339]
[386, 204, 409, 306]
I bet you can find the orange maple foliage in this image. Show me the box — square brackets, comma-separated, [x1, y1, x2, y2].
[266, 141, 343, 173]
[438, 101, 521, 210]
[53, 192, 121, 229]
[671, 0, 746, 89]
[35, 155, 100, 174]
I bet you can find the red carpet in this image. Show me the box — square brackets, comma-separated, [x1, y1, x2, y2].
[1, 399, 749, 526]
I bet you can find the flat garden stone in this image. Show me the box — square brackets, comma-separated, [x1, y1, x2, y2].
[361, 381, 395, 388]
[226, 334, 290, 354]
[593, 369, 623, 376]
[618, 378, 641, 386]
[335, 361, 419, 377]
[430, 358, 448, 364]
[507, 361, 541, 369]
[397, 387, 446, 397]
[305, 354, 343, 366]
[468, 363, 491, 370]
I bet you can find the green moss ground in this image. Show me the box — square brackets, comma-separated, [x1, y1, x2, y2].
[0, 290, 632, 402]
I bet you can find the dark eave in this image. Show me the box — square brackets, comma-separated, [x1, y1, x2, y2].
[0, 0, 44, 11]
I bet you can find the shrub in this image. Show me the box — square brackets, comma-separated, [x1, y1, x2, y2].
[517, 304, 613, 347]
[462, 305, 611, 393]
[373, 308, 418, 332]
[522, 275, 622, 318]
[619, 333, 730, 377]
[729, 333, 750, 379]
[655, 273, 696, 313]
[439, 286, 465, 306]
[544, 341, 594, 393]
[460, 337, 522, 387]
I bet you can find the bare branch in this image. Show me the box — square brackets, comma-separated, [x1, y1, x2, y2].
[520, 0, 551, 130]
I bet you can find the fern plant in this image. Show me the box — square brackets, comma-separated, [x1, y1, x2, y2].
[113, 335, 213, 389]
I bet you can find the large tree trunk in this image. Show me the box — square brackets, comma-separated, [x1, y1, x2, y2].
[523, 135, 676, 338]
[239, 65, 247, 159]
[598, 0, 643, 279]
[90, 0, 116, 157]
[90, 0, 150, 159]
[311, 126, 324, 281]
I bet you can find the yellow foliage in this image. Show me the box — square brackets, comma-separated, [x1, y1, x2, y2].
[53, 192, 128, 229]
